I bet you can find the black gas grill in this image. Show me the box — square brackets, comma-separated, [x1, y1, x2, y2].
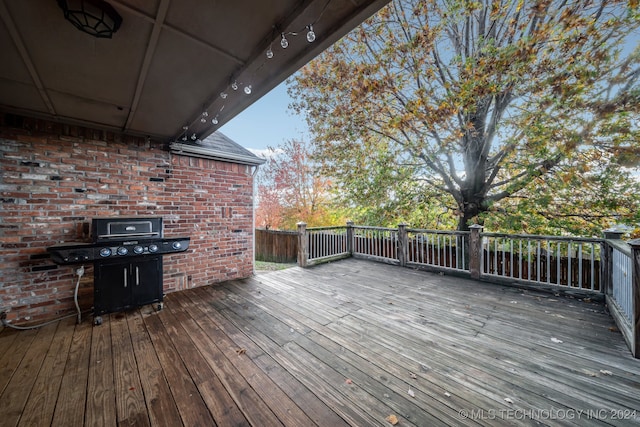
[48, 217, 190, 318]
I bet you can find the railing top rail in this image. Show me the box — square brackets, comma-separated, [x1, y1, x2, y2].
[306, 226, 348, 232]
[352, 225, 398, 232]
[481, 232, 603, 244]
[407, 228, 470, 236]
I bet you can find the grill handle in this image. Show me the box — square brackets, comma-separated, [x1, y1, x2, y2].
[124, 268, 128, 288]
[97, 232, 160, 239]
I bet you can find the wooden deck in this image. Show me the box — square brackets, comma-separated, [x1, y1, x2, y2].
[1, 259, 639, 426]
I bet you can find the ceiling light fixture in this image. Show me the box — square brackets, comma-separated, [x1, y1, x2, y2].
[58, 0, 122, 39]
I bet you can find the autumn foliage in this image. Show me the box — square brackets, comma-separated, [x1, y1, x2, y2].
[290, 0, 640, 235]
[255, 139, 345, 230]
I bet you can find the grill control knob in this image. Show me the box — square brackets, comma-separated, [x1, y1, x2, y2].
[133, 245, 144, 254]
[172, 241, 182, 250]
[117, 247, 128, 256]
[99, 248, 112, 257]
[148, 244, 159, 253]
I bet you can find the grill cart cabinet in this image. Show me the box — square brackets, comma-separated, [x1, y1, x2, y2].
[94, 256, 163, 315]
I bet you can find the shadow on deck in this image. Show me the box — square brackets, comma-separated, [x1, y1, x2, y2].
[1, 259, 638, 426]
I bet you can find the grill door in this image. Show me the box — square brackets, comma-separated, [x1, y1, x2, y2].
[94, 256, 163, 314]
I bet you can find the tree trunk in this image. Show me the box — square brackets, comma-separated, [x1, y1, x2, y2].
[457, 200, 484, 231]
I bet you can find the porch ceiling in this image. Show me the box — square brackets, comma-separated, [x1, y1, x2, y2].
[0, 0, 389, 142]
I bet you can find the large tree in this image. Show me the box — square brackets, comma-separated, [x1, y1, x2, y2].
[290, 0, 640, 233]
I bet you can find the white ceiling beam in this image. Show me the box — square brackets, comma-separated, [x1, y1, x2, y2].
[123, 0, 171, 132]
[0, 0, 56, 115]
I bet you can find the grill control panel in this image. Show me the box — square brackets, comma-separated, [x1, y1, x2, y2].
[48, 237, 190, 265]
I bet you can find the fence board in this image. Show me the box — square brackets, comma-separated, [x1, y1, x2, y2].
[255, 229, 298, 263]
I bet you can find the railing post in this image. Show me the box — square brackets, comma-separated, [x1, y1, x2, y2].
[469, 224, 484, 280]
[346, 221, 354, 256]
[297, 222, 308, 268]
[603, 230, 624, 295]
[398, 223, 408, 267]
[627, 239, 640, 358]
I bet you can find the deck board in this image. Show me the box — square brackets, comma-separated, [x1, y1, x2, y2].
[0, 323, 56, 427]
[85, 314, 117, 427]
[144, 311, 217, 426]
[50, 320, 92, 427]
[111, 311, 151, 427]
[126, 310, 183, 427]
[1, 259, 639, 426]
[19, 318, 75, 427]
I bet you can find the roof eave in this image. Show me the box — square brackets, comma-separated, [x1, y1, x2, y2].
[170, 142, 266, 166]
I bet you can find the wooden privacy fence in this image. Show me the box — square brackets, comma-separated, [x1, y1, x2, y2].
[293, 222, 640, 358]
[255, 228, 298, 263]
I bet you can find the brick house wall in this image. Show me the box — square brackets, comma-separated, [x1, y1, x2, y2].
[0, 113, 256, 324]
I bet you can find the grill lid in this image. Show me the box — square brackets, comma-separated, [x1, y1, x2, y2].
[101, 220, 156, 239]
[92, 217, 162, 242]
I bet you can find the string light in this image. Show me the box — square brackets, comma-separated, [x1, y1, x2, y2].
[176, 3, 329, 140]
[280, 33, 289, 49]
[306, 25, 315, 42]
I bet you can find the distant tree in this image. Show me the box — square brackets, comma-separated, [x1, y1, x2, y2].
[255, 178, 285, 230]
[254, 139, 343, 229]
[290, 0, 640, 233]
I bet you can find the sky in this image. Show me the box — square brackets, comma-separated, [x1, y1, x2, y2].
[218, 81, 309, 158]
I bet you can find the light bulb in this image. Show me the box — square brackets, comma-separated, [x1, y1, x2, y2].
[191, 133, 197, 140]
[182, 125, 188, 131]
[306, 26, 316, 42]
[202, 111, 208, 117]
[200, 117, 206, 123]
[231, 81, 238, 90]
[266, 47, 273, 59]
[244, 85, 252, 95]
[280, 34, 289, 49]
[182, 135, 187, 141]
[220, 92, 228, 99]
[211, 117, 219, 125]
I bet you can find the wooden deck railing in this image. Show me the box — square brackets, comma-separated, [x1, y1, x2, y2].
[406, 228, 470, 272]
[294, 222, 640, 358]
[601, 230, 639, 358]
[481, 232, 602, 291]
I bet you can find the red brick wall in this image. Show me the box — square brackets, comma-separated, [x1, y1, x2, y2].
[0, 113, 256, 324]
